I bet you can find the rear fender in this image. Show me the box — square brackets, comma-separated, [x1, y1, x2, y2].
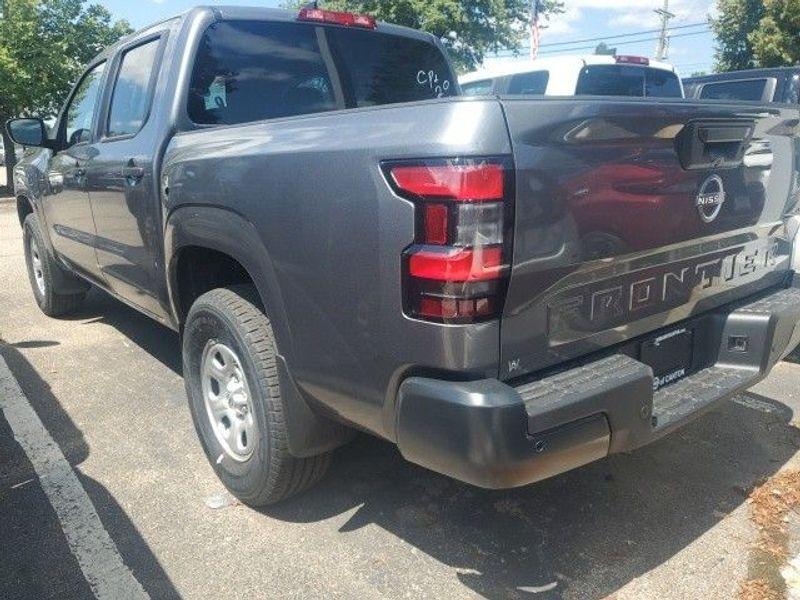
[165, 206, 352, 457]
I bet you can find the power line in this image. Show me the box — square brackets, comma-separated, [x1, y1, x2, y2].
[491, 29, 711, 57]
[672, 61, 715, 68]
[539, 30, 710, 55]
[535, 21, 708, 50]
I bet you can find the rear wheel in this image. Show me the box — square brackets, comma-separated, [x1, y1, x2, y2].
[23, 214, 86, 317]
[183, 285, 330, 506]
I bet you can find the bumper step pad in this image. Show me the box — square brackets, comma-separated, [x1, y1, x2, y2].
[651, 366, 755, 435]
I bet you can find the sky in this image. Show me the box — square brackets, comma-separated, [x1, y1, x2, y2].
[98, 0, 719, 76]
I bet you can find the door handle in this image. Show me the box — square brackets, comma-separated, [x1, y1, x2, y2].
[123, 163, 145, 184]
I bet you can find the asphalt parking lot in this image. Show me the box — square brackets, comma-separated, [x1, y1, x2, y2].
[1, 198, 799, 600]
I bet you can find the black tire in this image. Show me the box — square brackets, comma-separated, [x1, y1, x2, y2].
[183, 285, 330, 506]
[23, 214, 86, 317]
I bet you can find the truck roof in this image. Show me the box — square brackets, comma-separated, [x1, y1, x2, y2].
[460, 55, 678, 85]
[98, 5, 436, 62]
[683, 66, 800, 86]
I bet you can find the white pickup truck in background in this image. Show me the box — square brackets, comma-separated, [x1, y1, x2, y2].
[460, 54, 684, 98]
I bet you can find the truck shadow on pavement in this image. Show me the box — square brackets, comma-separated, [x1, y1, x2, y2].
[266, 395, 799, 600]
[0, 343, 180, 600]
[67, 288, 183, 375]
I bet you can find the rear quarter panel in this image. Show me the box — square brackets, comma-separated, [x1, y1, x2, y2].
[162, 98, 511, 438]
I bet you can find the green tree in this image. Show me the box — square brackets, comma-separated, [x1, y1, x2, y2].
[286, 0, 564, 72]
[750, 0, 800, 67]
[594, 42, 617, 56]
[711, 0, 766, 71]
[0, 0, 131, 190]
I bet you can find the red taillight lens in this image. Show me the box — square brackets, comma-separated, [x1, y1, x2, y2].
[384, 158, 514, 324]
[390, 164, 504, 201]
[418, 297, 495, 320]
[423, 204, 449, 245]
[408, 247, 504, 282]
[298, 8, 377, 29]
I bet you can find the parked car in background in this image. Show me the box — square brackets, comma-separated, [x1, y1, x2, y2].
[1, 139, 26, 166]
[684, 67, 800, 104]
[460, 55, 684, 98]
[7, 6, 800, 508]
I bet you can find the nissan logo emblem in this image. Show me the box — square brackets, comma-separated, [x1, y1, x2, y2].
[696, 174, 725, 223]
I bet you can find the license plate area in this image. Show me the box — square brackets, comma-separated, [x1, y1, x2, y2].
[640, 328, 694, 391]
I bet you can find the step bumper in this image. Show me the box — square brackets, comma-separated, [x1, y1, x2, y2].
[395, 286, 800, 489]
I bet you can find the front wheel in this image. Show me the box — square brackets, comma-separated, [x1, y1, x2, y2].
[182, 285, 330, 506]
[23, 214, 86, 317]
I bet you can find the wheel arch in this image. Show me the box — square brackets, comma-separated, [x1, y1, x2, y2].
[16, 194, 34, 227]
[165, 205, 352, 457]
[165, 205, 292, 356]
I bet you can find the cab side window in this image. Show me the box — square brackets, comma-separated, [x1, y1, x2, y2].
[508, 71, 549, 95]
[64, 63, 106, 147]
[699, 79, 769, 102]
[107, 39, 161, 137]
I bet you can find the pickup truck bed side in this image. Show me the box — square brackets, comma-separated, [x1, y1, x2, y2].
[163, 98, 511, 439]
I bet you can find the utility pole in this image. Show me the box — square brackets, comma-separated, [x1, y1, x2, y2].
[654, 0, 675, 61]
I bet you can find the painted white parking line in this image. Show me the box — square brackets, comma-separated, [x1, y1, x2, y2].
[0, 357, 149, 600]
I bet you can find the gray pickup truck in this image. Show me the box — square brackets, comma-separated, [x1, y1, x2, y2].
[684, 67, 800, 104]
[7, 6, 800, 506]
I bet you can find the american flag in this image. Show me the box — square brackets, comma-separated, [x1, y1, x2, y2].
[530, 0, 542, 60]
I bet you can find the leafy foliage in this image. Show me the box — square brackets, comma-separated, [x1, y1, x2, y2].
[285, 0, 564, 72]
[711, 0, 766, 71]
[594, 42, 616, 56]
[0, 0, 131, 184]
[749, 0, 800, 67]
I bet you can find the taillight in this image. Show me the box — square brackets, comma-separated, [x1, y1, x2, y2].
[384, 158, 514, 324]
[298, 8, 377, 29]
[615, 55, 650, 66]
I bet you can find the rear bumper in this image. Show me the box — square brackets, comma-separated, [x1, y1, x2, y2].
[395, 285, 800, 489]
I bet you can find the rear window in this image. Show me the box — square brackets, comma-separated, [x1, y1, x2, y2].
[699, 79, 769, 102]
[575, 65, 682, 98]
[461, 79, 494, 96]
[188, 20, 456, 126]
[507, 71, 549, 95]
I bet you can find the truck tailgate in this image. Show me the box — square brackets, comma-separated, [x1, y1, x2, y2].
[499, 98, 799, 380]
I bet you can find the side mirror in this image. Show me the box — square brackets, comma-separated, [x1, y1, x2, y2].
[5, 118, 48, 148]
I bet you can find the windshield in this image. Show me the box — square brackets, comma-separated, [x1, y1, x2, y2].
[188, 20, 457, 126]
[575, 65, 683, 98]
